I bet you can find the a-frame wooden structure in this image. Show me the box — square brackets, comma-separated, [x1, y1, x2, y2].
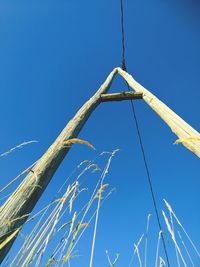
[0, 68, 199, 263]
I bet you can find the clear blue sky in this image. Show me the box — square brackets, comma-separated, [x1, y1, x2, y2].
[0, 0, 199, 266]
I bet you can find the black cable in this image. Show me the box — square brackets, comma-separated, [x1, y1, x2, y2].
[120, 0, 126, 71]
[119, 1, 171, 266]
[128, 95, 171, 267]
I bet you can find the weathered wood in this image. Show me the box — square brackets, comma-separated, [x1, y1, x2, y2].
[100, 91, 143, 102]
[0, 66, 199, 263]
[117, 67, 200, 157]
[0, 69, 118, 262]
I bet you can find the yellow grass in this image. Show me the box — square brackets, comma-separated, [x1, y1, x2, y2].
[63, 138, 95, 150]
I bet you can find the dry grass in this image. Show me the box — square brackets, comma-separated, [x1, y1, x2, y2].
[127, 199, 199, 267]
[0, 147, 199, 267]
[0, 149, 117, 266]
[63, 138, 95, 150]
[0, 141, 38, 158]
[174, 136, 200, 145]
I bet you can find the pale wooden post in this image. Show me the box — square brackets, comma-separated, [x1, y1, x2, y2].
[0, 68, 117, 262]
[0, 69, 142, 262]
[0, 67, 199, 263]
[117, 67, 200, 157]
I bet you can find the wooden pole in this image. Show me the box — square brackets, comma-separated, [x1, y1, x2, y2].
[117, 67, 200, 158]
[100, 91, 143, 102]
[0, 69, 143, 262]
[0, 67, 199, 263]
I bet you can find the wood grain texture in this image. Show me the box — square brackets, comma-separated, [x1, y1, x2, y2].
[100, 91, 143, 102]
[117, 67, 200, 157]
[0, 69, 118, 262]
[0, 66, 199, 263]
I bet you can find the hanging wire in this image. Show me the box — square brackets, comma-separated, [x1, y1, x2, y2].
[120, 0, 126, 71]
[119, 0, 171, 266]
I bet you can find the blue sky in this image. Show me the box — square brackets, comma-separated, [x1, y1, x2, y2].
[0, 0, 199, 266]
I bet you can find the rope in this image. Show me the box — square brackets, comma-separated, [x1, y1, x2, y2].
[119, 1, 171, 266]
